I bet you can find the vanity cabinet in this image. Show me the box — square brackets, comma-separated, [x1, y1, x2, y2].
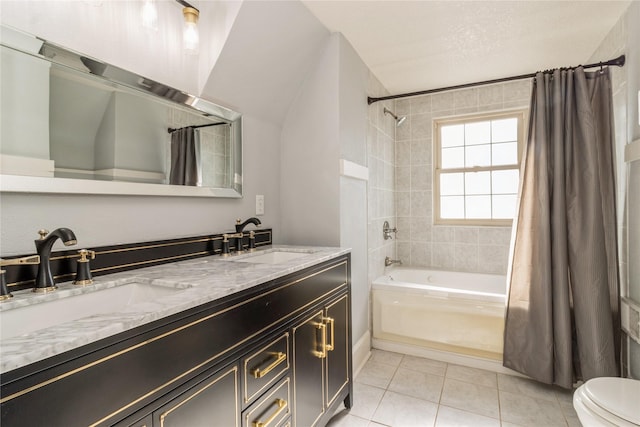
[292, 294, 350, 427]
[0, 254, 351, 427]
[152, 364, 239, 427]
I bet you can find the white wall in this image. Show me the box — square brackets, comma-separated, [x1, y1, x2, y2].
[0, 46, 50, 159]
[115, 93, 166, 173]
[337, 37, 369, 352]
[94, 95, 117, 171]
[280, 35, 341, 246]
[200, 0, 331, 125]
[281, 33, 371, 362]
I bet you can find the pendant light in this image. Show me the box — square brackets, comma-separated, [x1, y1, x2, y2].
[182, 6, 199, 54]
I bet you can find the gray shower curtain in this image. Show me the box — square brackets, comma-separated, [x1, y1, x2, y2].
[169, 127, 198, 186]
[503, 67, 620, 389]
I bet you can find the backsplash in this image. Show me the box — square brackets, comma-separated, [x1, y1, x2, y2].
[3, 229, 272, 292]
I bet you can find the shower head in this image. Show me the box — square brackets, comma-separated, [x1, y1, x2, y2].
[383, 107, 406, 127]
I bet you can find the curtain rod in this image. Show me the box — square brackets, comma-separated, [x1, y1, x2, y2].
[367, 54, 626, 105]
[167, 123, 228, 133]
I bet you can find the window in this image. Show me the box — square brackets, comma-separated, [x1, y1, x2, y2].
[434, 110, 526, 225]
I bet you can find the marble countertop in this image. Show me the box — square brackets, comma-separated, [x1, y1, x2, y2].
[0, 245, 350, 374]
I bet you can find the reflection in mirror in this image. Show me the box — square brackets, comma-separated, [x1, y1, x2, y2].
[0, 25, 242, 197]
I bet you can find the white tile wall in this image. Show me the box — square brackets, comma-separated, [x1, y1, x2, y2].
[367, 73, 396, 283]
[394, 82, 530, 274]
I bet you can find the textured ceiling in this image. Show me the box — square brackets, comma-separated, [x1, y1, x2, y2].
[302, 1, 630, 95]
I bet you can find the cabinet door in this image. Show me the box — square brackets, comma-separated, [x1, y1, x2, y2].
[153, 365, 239, 427]
[324, 294, 350, 408]
[292, 310, 325, 427]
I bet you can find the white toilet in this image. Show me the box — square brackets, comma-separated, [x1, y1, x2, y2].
[573, 377, 640, 426]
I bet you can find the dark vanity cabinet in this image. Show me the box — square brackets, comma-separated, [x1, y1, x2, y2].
[0, 254, 352, 427]
[292, 294, 350, 427]
[152, 364, 240, 427]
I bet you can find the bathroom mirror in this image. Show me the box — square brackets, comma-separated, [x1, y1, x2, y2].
[0, 26, 242, 198]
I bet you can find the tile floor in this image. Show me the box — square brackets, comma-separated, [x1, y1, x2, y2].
[327, 349, 581, 427]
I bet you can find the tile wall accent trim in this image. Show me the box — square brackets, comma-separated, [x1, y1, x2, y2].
[625, 139, 640, 162]
[340, 159, 369, 181]
[2, 229, 273, 292]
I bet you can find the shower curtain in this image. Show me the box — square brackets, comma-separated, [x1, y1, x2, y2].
[169, 127, 199, 186]
[503, 67, 620, 388]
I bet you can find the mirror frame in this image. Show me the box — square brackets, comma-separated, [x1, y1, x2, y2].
[0, 26, 243, 198]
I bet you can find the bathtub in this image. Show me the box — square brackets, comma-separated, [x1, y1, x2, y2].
[372, 267, 507, 360]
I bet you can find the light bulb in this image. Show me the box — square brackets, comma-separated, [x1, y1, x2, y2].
[141, 0, 158, 31]
[182, 7, 199, 55]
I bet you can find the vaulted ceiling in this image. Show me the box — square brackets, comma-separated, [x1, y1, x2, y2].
[302, 1, 631, 95]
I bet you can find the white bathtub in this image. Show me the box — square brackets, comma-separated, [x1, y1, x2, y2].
[372, 267, 507, 360]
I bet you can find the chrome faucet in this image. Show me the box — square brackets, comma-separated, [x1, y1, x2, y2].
[235, 217, 261, 233]
[383, 221, 397, 240]
[34, 228, 77, 293]
[384, 256, 402, 267]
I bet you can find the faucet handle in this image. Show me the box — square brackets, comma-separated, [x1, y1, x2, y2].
[236, 218, 242, 224]
[37, 229, 49, 240]
[0, 255, 41, 267]
[78, 249, 95, 262]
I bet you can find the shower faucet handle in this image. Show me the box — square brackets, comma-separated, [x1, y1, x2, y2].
[383, 221, 397, 240]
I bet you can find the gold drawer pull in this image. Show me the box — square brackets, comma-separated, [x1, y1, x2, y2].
[253, 398, 287, 427]
[251, 352, 286, 379]
[313, 322, 327, 359]
[324, 317, 335, 351]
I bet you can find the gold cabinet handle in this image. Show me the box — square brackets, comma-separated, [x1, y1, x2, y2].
[313, 322, 327, 359]
[253, 398, 287, 427]
[324, 317, 335, 352]
[251, 352, 286, 379]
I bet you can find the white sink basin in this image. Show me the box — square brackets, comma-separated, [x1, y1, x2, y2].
[0, 282, 185, 340]
[233, 250, 311, 264]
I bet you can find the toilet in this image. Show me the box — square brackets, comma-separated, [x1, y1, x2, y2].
[573, 377, 640, 426]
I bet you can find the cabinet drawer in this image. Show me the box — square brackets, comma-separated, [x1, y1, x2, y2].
[243, 377, 291, 427]
[243, 333, 289, 406]
[153, 365, 239, 427]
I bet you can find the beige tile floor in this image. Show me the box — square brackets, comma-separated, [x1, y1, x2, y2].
[327, 349, 581, 427]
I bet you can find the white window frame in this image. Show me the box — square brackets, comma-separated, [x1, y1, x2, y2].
[433, 109, 527, 226]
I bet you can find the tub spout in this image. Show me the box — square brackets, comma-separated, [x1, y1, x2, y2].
[384, 256, 402, 267]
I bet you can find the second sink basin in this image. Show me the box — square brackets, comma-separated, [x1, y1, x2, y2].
[1, 282, 185, 340]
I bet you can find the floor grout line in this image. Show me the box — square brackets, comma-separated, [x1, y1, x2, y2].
[333, 349, 577, 427]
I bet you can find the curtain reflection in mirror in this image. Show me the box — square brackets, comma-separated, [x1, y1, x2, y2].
[169, 127, 200, 186]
